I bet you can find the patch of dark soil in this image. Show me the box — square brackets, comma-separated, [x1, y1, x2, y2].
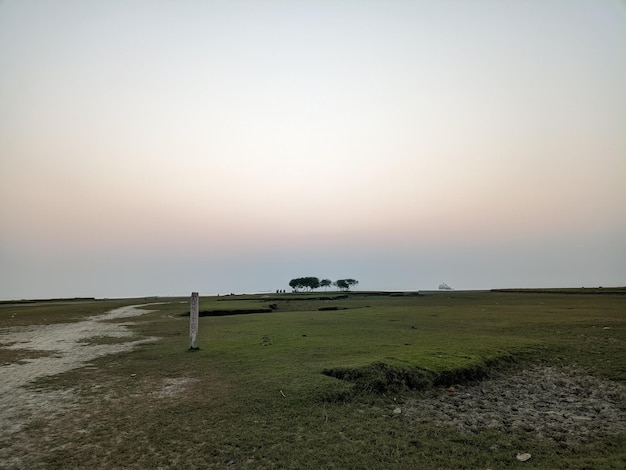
[180, 309, 273, 317]
[283, 295, 351, 301]
[492, 287, 626, 295]
[402, 366, 626, 444]
[0, 348, 54, 366]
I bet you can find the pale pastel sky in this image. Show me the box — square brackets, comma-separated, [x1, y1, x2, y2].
[1, 0, 625, 299]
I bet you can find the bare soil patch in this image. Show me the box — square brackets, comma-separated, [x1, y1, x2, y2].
[402, 366, 626, 444]
[152, 377, 200, 399]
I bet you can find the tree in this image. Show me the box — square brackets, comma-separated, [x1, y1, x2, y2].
[335, 278, 358, 291]
[306, 277, 320, 291]
[289, 278, 300, 292]
[320, 279, 332, 291]
[288, 276, 320, 292]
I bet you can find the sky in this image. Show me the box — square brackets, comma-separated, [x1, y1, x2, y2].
[1, 0, 625, 299]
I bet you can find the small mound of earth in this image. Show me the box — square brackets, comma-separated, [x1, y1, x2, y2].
[402, 366, 626, 443]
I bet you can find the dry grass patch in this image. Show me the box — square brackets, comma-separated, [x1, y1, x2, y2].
[0, 348, 54, 365]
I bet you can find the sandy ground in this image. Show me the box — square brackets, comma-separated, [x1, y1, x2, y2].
[0, 304, 159, 436]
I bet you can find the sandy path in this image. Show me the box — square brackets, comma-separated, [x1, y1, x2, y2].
[0, 304, 160, 435]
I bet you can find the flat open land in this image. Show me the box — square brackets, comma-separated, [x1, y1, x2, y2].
[1, 290, 624, 468]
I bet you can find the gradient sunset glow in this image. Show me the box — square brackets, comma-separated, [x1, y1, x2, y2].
[1, 0, 625, 299]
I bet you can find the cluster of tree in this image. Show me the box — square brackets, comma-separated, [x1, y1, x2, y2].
[288, 277, 321, 292]
[335, 279, 359, 291]
[288, 277, 359, 292]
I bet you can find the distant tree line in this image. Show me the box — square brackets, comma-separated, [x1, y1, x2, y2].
[288, 277, 359, 292]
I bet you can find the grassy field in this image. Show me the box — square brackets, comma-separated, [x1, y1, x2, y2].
[1, 290, 624, 468]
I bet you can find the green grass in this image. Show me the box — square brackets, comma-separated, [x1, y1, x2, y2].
[1, 290, 625, 468]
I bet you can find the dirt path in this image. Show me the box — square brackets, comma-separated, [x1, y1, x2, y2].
[0, 304, 160, 436]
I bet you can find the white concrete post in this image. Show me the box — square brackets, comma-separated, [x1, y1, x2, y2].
[190, 292, 199, 349]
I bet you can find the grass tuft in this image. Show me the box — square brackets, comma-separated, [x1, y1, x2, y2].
[323, 361, 436, 394]
[323, 352, 537, 396]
